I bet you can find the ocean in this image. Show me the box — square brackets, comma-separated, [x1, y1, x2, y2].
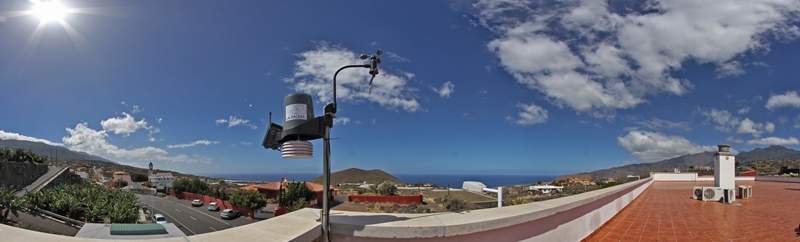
[199, 173, 558, 188]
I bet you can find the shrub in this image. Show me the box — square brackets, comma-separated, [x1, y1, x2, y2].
[372, 181, 397, 196]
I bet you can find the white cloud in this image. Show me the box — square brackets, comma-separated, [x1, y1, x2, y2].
[167, 140, 219, 149]
[355, 121, 363, 125]
[240, 141, 252, 145]
[333, 117, 350, 125]
[726, 136, 744, 144]
[148, 137, 156, 142]
[100, 113, 150, 136]
[765, 122, 776, 133]
[63, 123, 207, 163]
[131, 105, 143, 114]
[216, 116, 257, 129]
[0, 130, 63, 146]
[746, 136, 800, 146]
[385, 52, 410, 62]
[765, 91, 800, 110]
[737, 118, 763, 138]
[475, 0, 800, 117]
[618, 131, 717, 162]
[737, 107, 751, 115]
[508, 103, 548, 126]
[158, 118, 162, 123]
[283, 43, 421, 112]
[632, 117, 691, 131]
[432, 81, 455, 99]
[702, 109, 739, 132]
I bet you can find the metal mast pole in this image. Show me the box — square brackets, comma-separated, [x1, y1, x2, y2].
[322, 126, 331, 242]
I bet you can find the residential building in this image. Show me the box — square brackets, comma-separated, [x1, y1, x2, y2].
[150, 172, 175, 191]
[112, 171, 132, 183]
[241, 180, 338, 205]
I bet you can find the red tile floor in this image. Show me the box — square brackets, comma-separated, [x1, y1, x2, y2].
[585, 181, 800, 242]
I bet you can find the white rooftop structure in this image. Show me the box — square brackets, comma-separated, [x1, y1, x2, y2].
[528, 185, 563, 194]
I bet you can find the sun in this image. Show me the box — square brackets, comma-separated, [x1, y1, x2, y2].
[32, 0, 68, 22]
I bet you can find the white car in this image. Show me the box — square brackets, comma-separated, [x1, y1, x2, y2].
[153, 214, 167, 224]
[220, 209, 238, 219]
[191, 199, 203, 207]
[208, 202, 219, 211]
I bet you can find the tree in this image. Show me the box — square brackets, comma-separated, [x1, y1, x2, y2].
[143, 180, 152, 188]
[229, 189, 267, 212]
[130, 173, 148, 182]
[171, 177, 208, 194]
[0, 186, 25, 223]
[371, 180, 397, 196]
[279, 182, 312, 209]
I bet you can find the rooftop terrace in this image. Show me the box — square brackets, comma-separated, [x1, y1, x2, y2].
[586, 180, 800, 242]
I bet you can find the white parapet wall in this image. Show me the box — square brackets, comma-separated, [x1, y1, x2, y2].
[330, 178, 654, 241]
[652, 173, 755, 181]
[755, 176, 800, 183]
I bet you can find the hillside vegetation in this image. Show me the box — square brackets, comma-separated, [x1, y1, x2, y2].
[576, 145, 800, 179]
[312, 168, 404, 185]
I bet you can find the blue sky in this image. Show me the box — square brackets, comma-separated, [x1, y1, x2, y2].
[1, 0, 800, 176]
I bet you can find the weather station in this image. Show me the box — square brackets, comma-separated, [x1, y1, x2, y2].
[262, 50, 383, 242]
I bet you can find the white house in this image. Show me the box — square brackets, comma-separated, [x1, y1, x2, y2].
[150, 172, 175, 191]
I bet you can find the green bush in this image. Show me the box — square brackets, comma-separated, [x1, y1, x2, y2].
[371, 181, 397, 196]
[229, 189, 267, 212]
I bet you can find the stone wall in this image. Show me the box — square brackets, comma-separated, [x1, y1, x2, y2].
[0, 161, 48, 190]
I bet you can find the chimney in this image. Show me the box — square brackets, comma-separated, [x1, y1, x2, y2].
[714, 144, 735, 189]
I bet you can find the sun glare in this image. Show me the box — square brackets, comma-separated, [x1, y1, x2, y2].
[32, 1, 67, 22]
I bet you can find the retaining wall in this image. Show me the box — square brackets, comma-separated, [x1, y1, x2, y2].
[0, 162, 48, 190]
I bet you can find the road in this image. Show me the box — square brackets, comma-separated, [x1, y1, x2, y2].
[14, 211, 79, 236]
[136, 194, 256, 236]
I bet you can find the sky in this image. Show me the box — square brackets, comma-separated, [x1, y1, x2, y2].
[1, 0, 800, 176]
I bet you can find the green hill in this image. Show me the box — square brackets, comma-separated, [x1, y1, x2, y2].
[312, 168, 404, 185]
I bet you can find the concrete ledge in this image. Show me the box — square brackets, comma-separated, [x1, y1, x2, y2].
[755, 176, 800, 183]
[653, 173, 756, 181]
[190, 208, 321, 242]
[0, 207, 321, 242]
[330, 178, 653, 241]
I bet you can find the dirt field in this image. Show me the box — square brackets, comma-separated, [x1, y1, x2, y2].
[421, 190, 495, 203]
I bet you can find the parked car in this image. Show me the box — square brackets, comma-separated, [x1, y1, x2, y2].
[220, 209, 238, 219]
[191, 199, 203, 207]
[153, 214, 167, 224]
[208, 202, 219, 211]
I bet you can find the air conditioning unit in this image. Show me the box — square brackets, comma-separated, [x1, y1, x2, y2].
[702, 187, 723, 202]
[693, 187, 705, 200]
[738, 185, 752, 199]
[722, 189, 735, 204]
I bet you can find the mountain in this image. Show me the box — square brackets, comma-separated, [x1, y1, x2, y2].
[585, 145, 800, 179]
[311, 168, 404, 185]
[736, 145, 800, 164]
[0, 139, 116, 164]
